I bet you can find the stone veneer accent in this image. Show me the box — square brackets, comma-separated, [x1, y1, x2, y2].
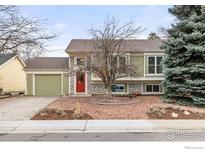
[128, 83, 142, 94]
[89, 81, 143, 95]
[69, 56, 75, 94]
[88, 82, 143, 95]
[89, 82, 106, 94]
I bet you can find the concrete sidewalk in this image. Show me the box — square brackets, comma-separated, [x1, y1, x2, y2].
[1, 120, 205, 133]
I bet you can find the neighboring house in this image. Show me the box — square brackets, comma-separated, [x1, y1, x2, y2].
[25, 39, 165, 96]
[0, 53, 26, 94]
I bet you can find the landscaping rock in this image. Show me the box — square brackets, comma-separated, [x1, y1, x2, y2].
[55, 109, 64, 114]
[60, 111, 67, 116]
[171, 112, 179, 118]
[40, 112, 47, 116]
[148, 107, 166, 117]
[32, 109, 93, 120]
[183, 110, 190, 115]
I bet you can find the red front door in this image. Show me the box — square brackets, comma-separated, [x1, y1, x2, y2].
[76, 72, 85, 93]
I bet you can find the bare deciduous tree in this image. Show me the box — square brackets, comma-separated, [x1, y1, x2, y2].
[0, 5, 58, 63]
[158, 26, 169, 39]
[79, 16, 144, 97]
[20, 46, 45, 64]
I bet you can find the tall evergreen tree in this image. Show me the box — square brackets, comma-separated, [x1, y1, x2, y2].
[161, 5, 205, 106]
[168, 5, 202, 20]
[147, 32, 161, 40]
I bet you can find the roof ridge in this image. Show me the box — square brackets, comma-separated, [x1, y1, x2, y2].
[70, 38, 164, 41]
[66, 39, 164, 52]
[26, 56, 69, 70]
[0, 53, 17, 65]
[34, 57, 68, 58]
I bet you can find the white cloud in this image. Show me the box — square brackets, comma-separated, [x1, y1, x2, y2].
[44, 45, 68, 57]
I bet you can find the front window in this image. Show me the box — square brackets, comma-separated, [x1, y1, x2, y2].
[111, 84, 126, 93]
[148, 56, 163, 74]
[145, 84, 160, 93]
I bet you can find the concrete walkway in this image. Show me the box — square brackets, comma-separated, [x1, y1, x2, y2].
[0, 97, 56, 120]
[1, 120, 205, 133]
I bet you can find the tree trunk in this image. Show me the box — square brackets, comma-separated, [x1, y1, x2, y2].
[105, 85, 112, 99]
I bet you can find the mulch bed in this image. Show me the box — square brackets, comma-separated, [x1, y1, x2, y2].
[32, 109, 93, 120]
[30, 96, 205, 120]
[147, 107, 205, 119]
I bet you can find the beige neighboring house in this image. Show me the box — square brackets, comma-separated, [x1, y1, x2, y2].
[0, 53, 26, 94]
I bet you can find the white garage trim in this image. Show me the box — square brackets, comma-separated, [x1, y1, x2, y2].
[28, 73, 67, 96]
[26, 71, 68, 74]
[61, 73, 64, 95]
[69, 76, 71, 94]
[32, 74, 35, 96]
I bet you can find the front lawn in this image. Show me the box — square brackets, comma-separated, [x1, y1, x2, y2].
[32, 96, 205, 120]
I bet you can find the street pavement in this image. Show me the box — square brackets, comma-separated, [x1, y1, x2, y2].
[0, 132, 205, 141]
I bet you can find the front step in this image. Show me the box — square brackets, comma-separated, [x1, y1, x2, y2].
[65, 94, 92, 97]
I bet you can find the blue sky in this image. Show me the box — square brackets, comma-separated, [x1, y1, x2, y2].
[20, 5, 175, 57]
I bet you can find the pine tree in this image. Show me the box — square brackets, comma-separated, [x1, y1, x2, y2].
[147, 32, 161, 40]
[161, 5, 205, 106]
[168, 5, 202, 20]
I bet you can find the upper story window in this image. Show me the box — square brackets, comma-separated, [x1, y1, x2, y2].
[113, 56, 126, 69]
[76, 58, 85, 66]
[148, 56, 163, 74]
[119, 56, 126, 68]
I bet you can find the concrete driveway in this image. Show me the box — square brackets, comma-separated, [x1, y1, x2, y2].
[0, 97, 56, 120]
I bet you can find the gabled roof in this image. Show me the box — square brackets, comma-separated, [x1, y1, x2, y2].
[0, 53, 16, 65]
[66, 39, 164, 53]
[25, 57, 69, 70]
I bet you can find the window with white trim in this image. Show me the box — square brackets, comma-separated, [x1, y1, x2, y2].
[147, 56, 163, 74]
[145, 84, 160, 93]
[76, 58, 85, 66]
[119, 56, 126, 68]
[111, 84, 126, 93]
[113, 56, 126, 69]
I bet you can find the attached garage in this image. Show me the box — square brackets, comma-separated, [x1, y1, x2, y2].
[27, 73, 68, 96]
[35, 74, 61, 96]
[25, 57, 69, 96]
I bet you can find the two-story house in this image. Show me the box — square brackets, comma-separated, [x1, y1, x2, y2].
[25, 39, 165, 96]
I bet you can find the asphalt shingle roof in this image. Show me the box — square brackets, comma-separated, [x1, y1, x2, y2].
[0, 53, 16, 65]
[66, 39, 164, 52]
[25, 57, 69, 70]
